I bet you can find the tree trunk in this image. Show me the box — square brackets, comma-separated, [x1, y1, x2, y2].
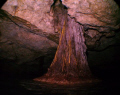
[34, 0, 94, 84]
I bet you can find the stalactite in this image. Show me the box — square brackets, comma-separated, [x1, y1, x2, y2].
[34, 0, 94, 84]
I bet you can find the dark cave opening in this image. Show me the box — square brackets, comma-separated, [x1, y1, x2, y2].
[114, 0, 120, 7]
[0, 0, 7, 8]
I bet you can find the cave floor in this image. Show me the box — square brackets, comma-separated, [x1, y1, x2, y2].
[0, 77, 119, 95]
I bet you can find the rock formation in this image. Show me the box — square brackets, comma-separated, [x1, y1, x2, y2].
[2, 0, 120, 51]
[0, 9, 57, 77]
[0, 0, 120, 80]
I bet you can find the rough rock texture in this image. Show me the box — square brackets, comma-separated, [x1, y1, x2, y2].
[0, 9, 57, 64]
[0, 9, 58, 77]
[2, 0, 120, 30]
[63, 0, 120, 50]
[2, 0, 54, 34]
[2, 0, 120, 51]
[62, 0, 120, 50]
[0, 0, 120, 79]
[62, 0, 120, 29]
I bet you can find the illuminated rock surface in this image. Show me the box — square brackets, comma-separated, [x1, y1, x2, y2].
[2, 0, 120, 50]
[0, 9, 57, 64]
[62, 0, 120, 28]
[0, 9, 57, 77]
[0, 0, 120, 82]
[2, 0, 54, 34]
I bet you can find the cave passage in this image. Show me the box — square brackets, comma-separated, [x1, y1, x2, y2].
[34, 0, 94, 84]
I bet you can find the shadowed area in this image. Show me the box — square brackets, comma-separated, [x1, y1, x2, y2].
[0, 0, 6, 8]
[0, 0, 120, 94]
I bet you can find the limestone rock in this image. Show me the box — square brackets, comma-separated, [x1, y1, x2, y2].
[0, 0, 120, 78]
[0, 9, 57, 64]
[62, 0, 120, 30]
[2, 0, 54, 34]
[1, 0, 120, 53]
[2, 0, 120, 50]
[3, 0, 120, 32]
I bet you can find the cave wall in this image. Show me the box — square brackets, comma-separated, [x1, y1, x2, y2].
[0, 9, 57, 78]
[0, 0, 120, 79]
[2, 0, 120, 50]
[2, 0, 120, 30]
[2, 0, 54, 34]
[62, 0, 120, 28]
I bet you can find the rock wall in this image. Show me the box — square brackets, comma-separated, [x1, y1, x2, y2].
[0, 9, 57, 64]
[0, 0, 120, 78]
[2, 0, 54, 34]
[62, 0, 120, 29]
[2, 0, 120, 50]
[2, 0, 120, 32]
